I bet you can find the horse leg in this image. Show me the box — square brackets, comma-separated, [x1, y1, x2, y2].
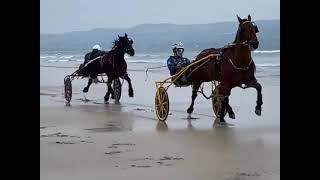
[225, 96, 236, 119]
[217, 84, 232, 123]
[83, 78, 93, 93]
[251, 82, 263, 116]
[123, 73, 134, 97]
[104, 79, 114, 103]
[110, 80, 115, 99]
[187, 82, 201, 117]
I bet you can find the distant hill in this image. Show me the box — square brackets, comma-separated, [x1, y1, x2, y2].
[40, 20, 279, 54]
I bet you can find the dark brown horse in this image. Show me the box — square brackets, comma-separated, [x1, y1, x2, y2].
[185, 14, 262, 122]
[78, 33, 135, 103]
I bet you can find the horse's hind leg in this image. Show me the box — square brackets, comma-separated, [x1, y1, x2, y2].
[123, 73, 134, 97]
[225, 97, 235, 119]
[83, 78, 93, 93]
[187, 82, 201, 117]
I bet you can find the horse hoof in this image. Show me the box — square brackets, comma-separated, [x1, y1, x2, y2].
[213, 118, 227, 126]
[255, 109, 261, 116]
[187, 108, 193, 114]
[229, 113, 235, 119]
[83, 89, 88, 93]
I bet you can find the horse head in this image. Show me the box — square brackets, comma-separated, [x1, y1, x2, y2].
[114, 33, 135, 56]
[235, 14, 260, 50]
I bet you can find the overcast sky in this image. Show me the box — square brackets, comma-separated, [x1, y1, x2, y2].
[41, 0, 279, 34]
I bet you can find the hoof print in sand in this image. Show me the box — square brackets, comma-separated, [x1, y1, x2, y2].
[159, 156, 183, 161]
[70, 136, 81, 138]
[105, 151, 123, 155]
[112, 143, 135, 146]
[41, 132, 84, 140]
[131, 157, 154, 161]
[236, 172, 261, 177]
[55, 141, 75, 144]
[130, 165, 151, 168]
[159, 156, 172, 160]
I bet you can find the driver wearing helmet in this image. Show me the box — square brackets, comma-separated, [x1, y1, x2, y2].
[78, 44, 106, 82]
[84, 44, 106, 64]
[167, 42, 191, 85]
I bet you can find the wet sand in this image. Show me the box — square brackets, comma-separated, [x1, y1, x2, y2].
[40, 67, 279, 180]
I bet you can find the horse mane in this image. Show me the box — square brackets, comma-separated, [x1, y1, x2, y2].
[233, 18, 249, 43]
[232, 29, 239, 43]
[111, 39, 120, 50]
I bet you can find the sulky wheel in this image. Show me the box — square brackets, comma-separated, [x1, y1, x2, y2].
[212, 88, 227, 117]
[64, 76, 72, 103]
[113, 78, 122, 102]
[155, 87, 169, 121]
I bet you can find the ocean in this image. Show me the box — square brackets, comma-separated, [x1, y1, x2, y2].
[40, 50, 280, 80]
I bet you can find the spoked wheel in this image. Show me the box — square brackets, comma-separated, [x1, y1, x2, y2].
[64, 76, 72, 103]
[155, 87, 169, 121]
[113, 78, 122, 102]
[212, 88, 227, 117]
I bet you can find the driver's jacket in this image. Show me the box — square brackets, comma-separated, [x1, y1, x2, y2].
[84, 49, 106, 65]
[167, 56, 191, 76]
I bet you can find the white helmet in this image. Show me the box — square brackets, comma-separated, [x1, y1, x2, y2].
[172, 42, 184, 56]
[172, 42, 184, 49]
[92, 44, 102, 50]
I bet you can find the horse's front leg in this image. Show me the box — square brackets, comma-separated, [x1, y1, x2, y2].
[249, 81, 263, 116]
[123, 73, 134, 97]
[83, 78, 93, 93]
[104, 78, 114, 103]
[187, 82, 201, 118]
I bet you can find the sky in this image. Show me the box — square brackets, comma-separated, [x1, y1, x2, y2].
[41, 0, 279, 34]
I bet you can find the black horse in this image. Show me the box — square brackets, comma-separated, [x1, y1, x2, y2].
[77, 33, 135, 103]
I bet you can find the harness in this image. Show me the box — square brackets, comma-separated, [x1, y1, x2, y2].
[100, 53, 128, 78]
[215, 42, 253, 71]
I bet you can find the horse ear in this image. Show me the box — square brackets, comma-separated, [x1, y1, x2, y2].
[237, 15, 242, 23]
[118, 35, 120, 38]
[248, 14, 251, 21]
[125, 33, 127, 37]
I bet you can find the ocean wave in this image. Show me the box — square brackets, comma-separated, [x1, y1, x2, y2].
[40, 55, 57, 59]
[125, 54, 162, 59]
[256, 63, 280, 67]
[253, 50, 280, 54]
[47, 59, 58, 62]
[57, 59, 69, 62]
[127, 60, 159, 63]
[60, 55, 74, 58]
